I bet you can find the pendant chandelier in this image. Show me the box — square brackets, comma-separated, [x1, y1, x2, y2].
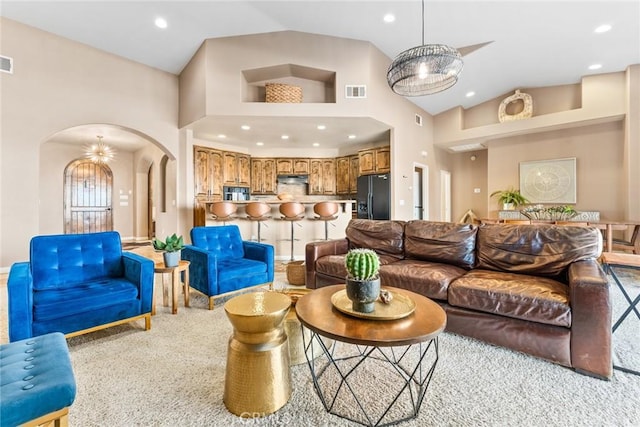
[387, 0, 463, 96]
[85, 135, 115, 164]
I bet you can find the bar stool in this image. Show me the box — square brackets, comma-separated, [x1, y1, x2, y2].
[312, 201, 339, 240]
[279, 201, 305, 262]
[210, 201, 237, 225]
[245, 201, 271, 242]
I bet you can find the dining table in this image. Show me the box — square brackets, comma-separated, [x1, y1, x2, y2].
[586, 220, 640, 253]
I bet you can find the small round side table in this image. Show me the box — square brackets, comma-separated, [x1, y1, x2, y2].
[153, 260, 190, 315]
[223, 291, 292, 416]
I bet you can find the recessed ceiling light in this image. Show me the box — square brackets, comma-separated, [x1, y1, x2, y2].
[281, 135, 289, 140]
[317, 125, 326, 130]
[588, 63, 603, 70]
[217, 134, 226, 139]
[466, 91, 475, 98]
[312, 143, 320, 147]
[383, 14, 395, 23]
[256, 142, 264, 146]
[348, 135, 356, 140]
[154, 17, 168, 29]
[594, 24, 612, 33]
[241, 125, 251, 130]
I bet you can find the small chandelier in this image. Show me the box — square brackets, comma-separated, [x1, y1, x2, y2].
[85, 135, 115, 164]
[387, 0, 463, 96]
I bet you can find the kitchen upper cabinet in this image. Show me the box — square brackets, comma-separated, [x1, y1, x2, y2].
[309, 158, 335, 195]
[293, 158, 309, 174]
[194, 146, 224, 197]
[349, 155, 359, 193]
[251, 158, 277, 194]
[359, 146, 390, 175]
[336, 155, 359, 194]
[336, 156, 350, 194]
[276, 158, 309, 175]
[276, 158, 293, 175]
[223, 152, 250, 187]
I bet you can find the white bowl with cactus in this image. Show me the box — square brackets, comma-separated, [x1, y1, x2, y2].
[344, 248, 381, 313]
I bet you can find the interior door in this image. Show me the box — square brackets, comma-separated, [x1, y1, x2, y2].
[64, 159, 113, 234]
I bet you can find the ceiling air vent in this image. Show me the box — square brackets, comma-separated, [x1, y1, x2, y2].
[345, 85, 366, 98]
[415, 114, 423, 126]
[0, 55, 13, 74]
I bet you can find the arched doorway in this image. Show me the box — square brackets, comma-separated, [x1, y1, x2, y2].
[63, 159, 113, 234]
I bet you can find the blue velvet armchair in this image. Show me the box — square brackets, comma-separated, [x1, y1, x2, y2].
[8, 231, 154, 341]
[182, 225, 274, 309]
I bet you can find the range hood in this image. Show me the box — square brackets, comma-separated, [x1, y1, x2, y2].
[277, 174, 308, 184]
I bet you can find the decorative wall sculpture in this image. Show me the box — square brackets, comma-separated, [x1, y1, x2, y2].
[498, 89, 533, 122]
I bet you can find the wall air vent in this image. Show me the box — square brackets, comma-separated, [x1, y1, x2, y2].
[0, 55, 13, 74]
[415, 114, 423, 126]
[345, 85, 366, 98]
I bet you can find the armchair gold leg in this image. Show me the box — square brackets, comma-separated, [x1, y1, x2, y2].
[209, 297, 215, 310]
[144, 314, 151, 331]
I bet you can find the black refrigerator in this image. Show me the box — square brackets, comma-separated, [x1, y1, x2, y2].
[357, 174, 390, 220]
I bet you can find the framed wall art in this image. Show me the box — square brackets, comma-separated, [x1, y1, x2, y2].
[519, 158, 576, 204]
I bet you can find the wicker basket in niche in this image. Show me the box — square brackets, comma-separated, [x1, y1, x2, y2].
[286, 261, 306, 286]
[265, 83, 303, 103]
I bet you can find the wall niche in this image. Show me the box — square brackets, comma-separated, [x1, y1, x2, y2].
[242, 64, 336, 103]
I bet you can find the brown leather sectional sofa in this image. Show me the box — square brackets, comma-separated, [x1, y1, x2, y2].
[305, 219, 612, 379]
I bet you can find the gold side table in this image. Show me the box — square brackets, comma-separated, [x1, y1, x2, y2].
[223, 291, 292, 417]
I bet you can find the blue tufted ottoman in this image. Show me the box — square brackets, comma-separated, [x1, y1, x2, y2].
[1, 332, 76, 427]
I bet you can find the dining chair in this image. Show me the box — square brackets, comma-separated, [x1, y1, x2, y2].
[612, 225, 639, 254]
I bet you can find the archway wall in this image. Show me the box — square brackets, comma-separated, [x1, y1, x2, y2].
[1, 18, 179, 267]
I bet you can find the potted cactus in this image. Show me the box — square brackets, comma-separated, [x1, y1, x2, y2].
[153, 233, 184, 268]
[344, 248, 381, 313]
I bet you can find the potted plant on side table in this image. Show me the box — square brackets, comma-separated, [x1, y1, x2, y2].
[344, 248, 381, 313]
[490, 187, 529, 210]
[153, 233, 184, 268]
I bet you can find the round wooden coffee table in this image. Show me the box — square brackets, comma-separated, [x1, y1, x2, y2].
[295, 285, 446, 427]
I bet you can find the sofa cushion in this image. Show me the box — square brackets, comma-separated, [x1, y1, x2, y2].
[33, 278, 139, 321]
[217, 258, 269, 294]
[476, 224, 602, 277]
[315, 253, 399, 282]
[30, 232, 123, 291]
[405, 221, 477, 269]
[346, 219, 405, 261]
[448, 269, 571, 327]
[380, 259, 467, 301]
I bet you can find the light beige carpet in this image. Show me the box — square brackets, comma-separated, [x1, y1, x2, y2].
[1, 271, 639, 426]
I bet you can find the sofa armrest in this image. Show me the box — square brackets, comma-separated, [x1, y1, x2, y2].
[243, 241, 275, 282]
[182, 245, 218, 295]
[7, 262, 33, 341]
[305, 239, 349, 288]
[122, 252, 155, 314]
[568, 259, 612, 379]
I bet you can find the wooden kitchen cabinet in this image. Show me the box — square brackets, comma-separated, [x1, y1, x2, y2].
[223, 152, 250, 186]
[349, 155, 359, 193]
[194, 146, 224, 197]
[309, 158, 335, 195]
[336, 155, 359, 194]
[276, 158, 309, 175]
[293, 158, 309, 174]
[336, 156, 350, 194]
[251, 158, 277, 194]
[359, 146, 390, 175]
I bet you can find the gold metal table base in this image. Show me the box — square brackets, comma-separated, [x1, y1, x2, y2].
[223, 291, 292, 416]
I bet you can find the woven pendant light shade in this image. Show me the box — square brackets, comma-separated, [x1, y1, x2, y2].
[386, 0, 463, 96]
[387, 44, 463, 96]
